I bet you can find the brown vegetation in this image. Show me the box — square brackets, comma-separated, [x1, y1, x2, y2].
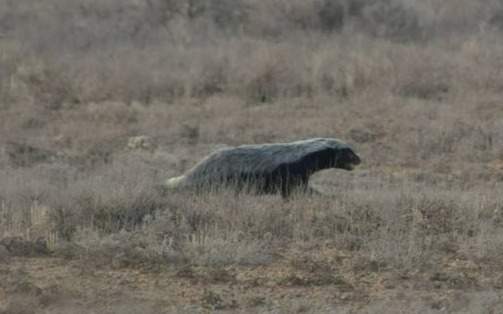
[1, 0, 503, 313]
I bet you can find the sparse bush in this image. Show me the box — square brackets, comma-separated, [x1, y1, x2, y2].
[358, 0, 422, 41]
[237, 45, 292, 102]
[1, 0, 487, 106]
[317, 0, 346, 32]
[51, 157, 165, 237]
[208, 0, 250, 33]
[183, 233, 272, 266]
[5, 142, 60, 168]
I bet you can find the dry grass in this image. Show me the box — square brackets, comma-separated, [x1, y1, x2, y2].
[2, 0, 503, 312]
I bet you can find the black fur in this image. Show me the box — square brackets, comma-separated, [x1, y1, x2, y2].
[165, 138, 361, 198]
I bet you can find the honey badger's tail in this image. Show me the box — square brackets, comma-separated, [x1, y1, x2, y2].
[164, 175, 186, 190]
[155, 175, 188, 196]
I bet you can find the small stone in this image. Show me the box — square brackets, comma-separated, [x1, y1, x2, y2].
[127, 135, 157, 152]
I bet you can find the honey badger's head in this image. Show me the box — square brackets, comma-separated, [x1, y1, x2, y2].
[336, 146, 361, 170]
[310, 138, 361, 171]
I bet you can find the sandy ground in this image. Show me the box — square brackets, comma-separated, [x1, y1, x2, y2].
[1, 243, 503, 314]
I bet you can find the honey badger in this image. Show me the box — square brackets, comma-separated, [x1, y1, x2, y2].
[165, 138, 361, 198]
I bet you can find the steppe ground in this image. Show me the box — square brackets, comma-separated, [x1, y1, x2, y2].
[1, 0, 503, 313]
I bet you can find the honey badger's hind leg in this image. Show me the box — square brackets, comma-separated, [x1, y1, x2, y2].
[279, 176, 313, 199]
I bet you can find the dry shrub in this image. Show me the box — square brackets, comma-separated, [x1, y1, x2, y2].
[3, 0, 498, 106]
[1, 295, 40, 314]
[235, 44, 306, 102]
[0, 155, 164, 241]
[71, 227, 182, 268]
[0, 151, 502, 272]
[183, 233, 272, 266]
[316, 0, 347, 32]
[54, 157, 165, 236]
[0, 41, 23, 105]
[16, 60, 78, 109]
[355, 0, 422, 42]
